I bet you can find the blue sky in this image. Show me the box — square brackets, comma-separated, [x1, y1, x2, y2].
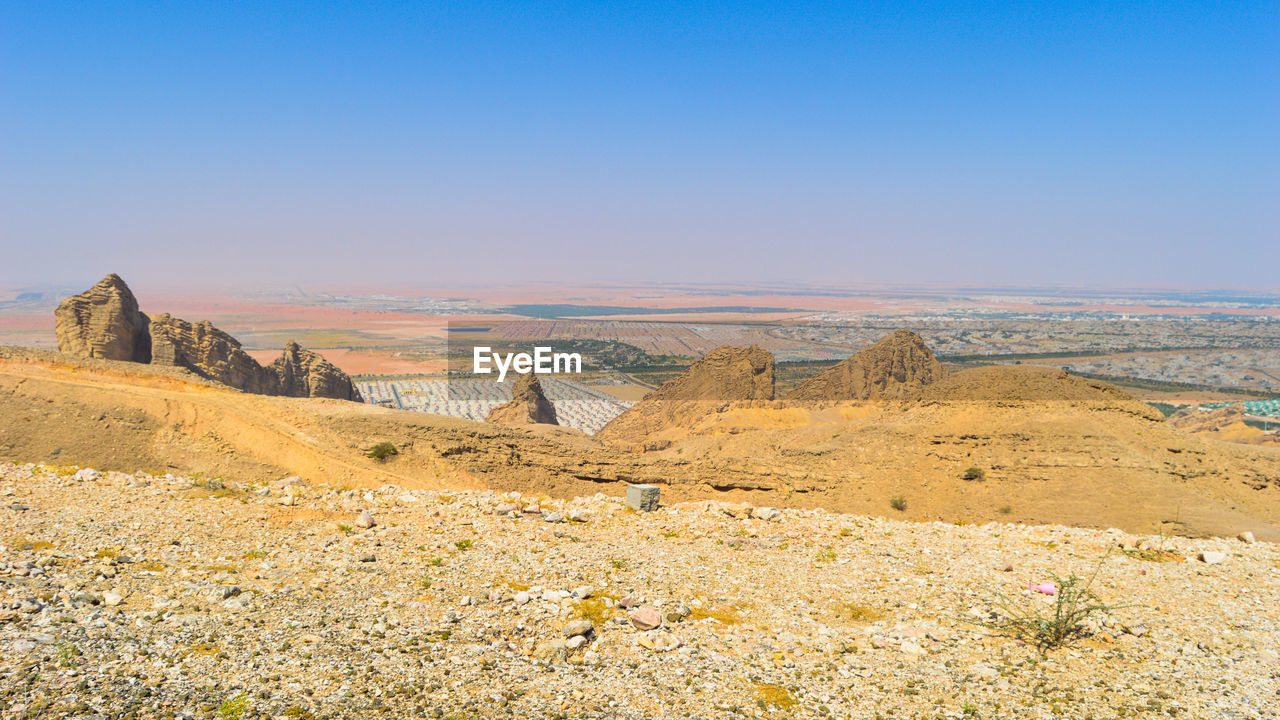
[2, 2, 1276, 289]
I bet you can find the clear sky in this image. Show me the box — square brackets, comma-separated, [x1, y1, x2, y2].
[2, 2, 1276, 290]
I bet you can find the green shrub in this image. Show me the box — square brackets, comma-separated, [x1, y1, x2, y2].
[364, 442, 398, 461]
[962, 467, 986, 481]
[889, 495, 907, 511]
[980, 563, 1133, 651]
[217, 693, 249, 720]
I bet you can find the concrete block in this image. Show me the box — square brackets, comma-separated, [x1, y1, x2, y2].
[626, 484, 660, 511]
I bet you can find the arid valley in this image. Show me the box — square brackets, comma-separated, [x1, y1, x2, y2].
[0, 277, 1277, 719]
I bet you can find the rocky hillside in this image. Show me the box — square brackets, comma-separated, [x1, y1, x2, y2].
[787, 329, 941, 402]
[487, 373, 560, 426]
[596, 345, 774, 450]
[54, 274, 360, 401]
[0, 461, 1274, 719]
[3, 346, 1279, 539]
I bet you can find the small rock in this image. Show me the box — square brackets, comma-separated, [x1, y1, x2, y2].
[566, 634, 589, 650]
[637, 634, 682, 652]
[1198, 550, 1227, 565]
[494, 503, 519, 515]
[665, 605, 691, 623]
[564, 619, 594, 638]
[532, 639, 567, 664]
[355, 510, 376, 529]
[617, 594, 638, 609]
[1122, 622, 1148, 637]
[1237, 531, 1255, 544]
[571, 585, 594, 599]
[103, 591, 123, 607]
[513, 591, 531, 606]
[542, 512, 565, 523]
[754, 507, 782, 522]
[73, 468, 101, 482]
[629, 606, 662, 631]
[971, 664, 999, 679]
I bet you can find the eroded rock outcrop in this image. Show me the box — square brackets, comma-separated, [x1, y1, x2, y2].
[269, 342, 364, 401]
[786, 329, 940, 403]
[55, 274, 361, 401]
[148, 313, 277, 394]
[54, 274, 151, 363]
[596, 345, 774, 449]
[486, 373, 558, 426]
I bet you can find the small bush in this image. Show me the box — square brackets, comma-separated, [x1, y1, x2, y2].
[364, 442, 398, 461]
[337, 524, 354, 535]
[217, 693, 249, 720]
[962, 467, 986, 481]
[980, 562, 1133, 651]
[889, 495, 908, 511]
[453, 539, 474, 551]
[55, 643, 80, 668]
[997, 504, 1012, 515]
[752, 683, 797, 710]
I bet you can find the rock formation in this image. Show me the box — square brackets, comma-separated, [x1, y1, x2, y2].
[54, 273, 151, 363]
[269, 342, 364, 401]
[596, 345, 774, 449]
[54, 274, 361, 402]
[786, 329, 940, 403]
[486, 373, 558, 426]
[148, 313, 277, 394]
[1166, 403, 1276, 445]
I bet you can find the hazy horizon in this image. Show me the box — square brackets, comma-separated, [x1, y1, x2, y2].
[3, 2, 1277, 290]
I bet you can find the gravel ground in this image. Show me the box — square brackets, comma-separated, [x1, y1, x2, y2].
[1, 462, 1276, 719]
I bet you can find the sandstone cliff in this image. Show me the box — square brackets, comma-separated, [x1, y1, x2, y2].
[596, 345, 774, 449]
[54, 274, 361, 402]
[787, 329, 940, 403]
[54, 274, 151, 363]
[148, 313, 277, 395]
[269, 342, 364, 402]
[486, 373, 558, 426]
